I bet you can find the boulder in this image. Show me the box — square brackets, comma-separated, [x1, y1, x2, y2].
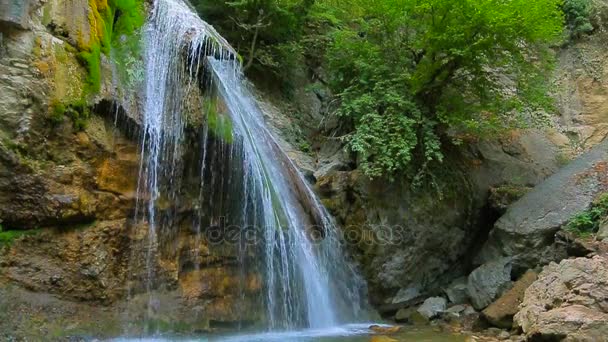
[444, 277, 469, 304]
[596, 218, 608, 241]
[515, 255, 608, 341]
[416, 297, 447, 320]
[477, 141, 608, 273]
[394, 306, 416, 323]
[467, 257, 513, 310]
[0, 0, 31, 29]
[482, 270, 537, 328]
[392, 286, 422, 304]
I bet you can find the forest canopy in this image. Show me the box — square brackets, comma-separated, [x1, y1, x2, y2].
[193, 0, 570, 180]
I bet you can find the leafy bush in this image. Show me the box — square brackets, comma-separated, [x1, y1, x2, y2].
[563, 0, 594, 39]
[566, 193, 608, 236]
[195, 0, 565, 180]
[325, 0, 563, 179]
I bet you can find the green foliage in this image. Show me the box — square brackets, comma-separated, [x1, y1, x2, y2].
[195, 0, 565, 179]
[79, 43, 102, 94]
[566, 193, 608, 237]
[50, 100, 91, 131]
[563, 0, 594, 40]
[324, 0, 563, 179]
[0, 229, 39, 248]
[191, 0, 313, 84]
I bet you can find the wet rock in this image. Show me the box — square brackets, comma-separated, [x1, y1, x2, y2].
[394, 306, 416, 323]
[0, 0, 32, 29]
[515, 255, 608, 341]
[417, 297, 447, 320]
[482, 270, 537, 329]
[369, 325, 401, 334]
[467, 257, 513, 310]
[444, 277, 469, 304]
[477, 141, 608, 273]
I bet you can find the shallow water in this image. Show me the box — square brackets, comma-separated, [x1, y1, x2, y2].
[112, 324, 466, 342]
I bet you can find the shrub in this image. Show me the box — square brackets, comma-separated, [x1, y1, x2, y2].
[566, 193, 608, 236]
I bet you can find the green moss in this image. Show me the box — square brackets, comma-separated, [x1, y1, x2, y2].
[78, 0, 145, 97]
[206, 99, 234, 144]
[79, 43, 102, 94]
[0, 229, 40, 248]
[49, 100, 91, 131]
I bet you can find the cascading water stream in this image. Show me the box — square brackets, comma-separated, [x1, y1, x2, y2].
[207, 58, 367, 329]
[132, 0, 369, 333]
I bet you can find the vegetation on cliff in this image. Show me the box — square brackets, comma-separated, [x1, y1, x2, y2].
[192, 0, 587, 181]
[566, 192, 608, 236]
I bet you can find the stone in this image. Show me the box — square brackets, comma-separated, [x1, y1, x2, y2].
[0, 0, 31, 29]
[417, 297, 447, 320]
[444, 277, 469, 304]
[488, 185, 531, 215]
[392, 286, 421, 304]
[369, 325, 401, 334]
[394, 306, 416, 323]
[477, 141, 608, 273]
[467, 257, 513, 310]
[498, 331, 511, 340]
[482, 270, 537, 329]
[514, 255, 608, 341]
[596, 217, 608, 241]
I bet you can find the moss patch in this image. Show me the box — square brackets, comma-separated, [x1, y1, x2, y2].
[206, 98, 234, 144]
[78, 0, 145, 96]
[0, 229, 40, 248]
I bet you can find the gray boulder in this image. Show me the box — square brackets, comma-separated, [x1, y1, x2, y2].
[477, 141, 608, 273]
[444, 277, 468, 304]
[467, 257, 513, 310]
[0, 0, 32, 29]
[596, 218, 608, 241]
[416, 297, 447, 320]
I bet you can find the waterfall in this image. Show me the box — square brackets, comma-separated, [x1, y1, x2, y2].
[132, 0, 368, 333]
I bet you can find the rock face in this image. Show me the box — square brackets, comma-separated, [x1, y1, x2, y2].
[0, 0, 262, 337]
[515, 256, 608, 341]
[477, 141, 608, 274]
[0, 0, 32, 29]
[482, 270, 537, 329]
[316, 168, 480, 306]
[467, 257, 513, 310]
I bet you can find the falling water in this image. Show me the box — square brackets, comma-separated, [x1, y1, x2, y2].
[133, 0, 368, 332]
[207, 58, 367, 329]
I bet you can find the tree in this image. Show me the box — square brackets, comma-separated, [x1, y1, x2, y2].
[324, 0, 564, 179]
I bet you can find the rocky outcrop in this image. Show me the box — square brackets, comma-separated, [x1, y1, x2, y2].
[482, 270, 537, 329]
[0, 0, 263, 338]
[514, 255, 608, 341]
[467, 257, 513, 310]
[477, 141, 608, 274]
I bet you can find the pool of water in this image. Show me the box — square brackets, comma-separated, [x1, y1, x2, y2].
[112, 323, 466, 342]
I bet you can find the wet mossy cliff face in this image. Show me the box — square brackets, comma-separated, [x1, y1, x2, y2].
[0, 1, 261, 338]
